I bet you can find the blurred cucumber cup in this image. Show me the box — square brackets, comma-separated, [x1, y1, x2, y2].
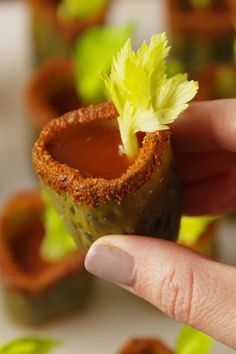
[0, 191, 92, 325]
[26, 0, 110, 64]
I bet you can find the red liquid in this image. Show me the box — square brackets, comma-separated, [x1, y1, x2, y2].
[47, 121, 137, 179]
[11, 221, 52, 276]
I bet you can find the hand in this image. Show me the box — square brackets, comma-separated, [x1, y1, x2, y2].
[172, 99, 236, 216]
[85, 99, 236, 349]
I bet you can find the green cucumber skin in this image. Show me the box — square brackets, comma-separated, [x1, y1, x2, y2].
[46, 154, 181, 254]
[4, 272, 93, 326]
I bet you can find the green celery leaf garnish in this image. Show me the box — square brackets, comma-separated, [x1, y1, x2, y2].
[40, 190, 77, 262]
[73, 24, 134, 105]
[176, 326, 213, 354]
[189, 0, 212, 9]
[178, 216, 219, 245]
[58, 0, 108, 21]
[0, 337, 59, 354]
[102, 32, 198, 159]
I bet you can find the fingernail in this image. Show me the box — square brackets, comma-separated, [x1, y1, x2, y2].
[85, 242, 135, 286]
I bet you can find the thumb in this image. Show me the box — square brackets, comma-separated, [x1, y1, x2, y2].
[85, 236, 236, 349]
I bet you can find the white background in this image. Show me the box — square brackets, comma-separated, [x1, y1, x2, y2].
[0, 1, 235, 353]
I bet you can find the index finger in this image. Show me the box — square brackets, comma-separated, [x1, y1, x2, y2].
[171, 99, 236, 154]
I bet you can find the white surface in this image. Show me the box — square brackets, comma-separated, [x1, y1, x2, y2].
[0, 1, 235, 353]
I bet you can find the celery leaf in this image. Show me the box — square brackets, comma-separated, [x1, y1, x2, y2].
[40, 190, 77, 262]
[0, 337, 59, 354]
[178, 216, 219, 245]
[176, 326, 213, 354]
[102, 32, 198, 159]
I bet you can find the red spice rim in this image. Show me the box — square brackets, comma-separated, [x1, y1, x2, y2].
[0, 192, 86, 295]
[33, 102, 171, 208]
[118, 338, 173, 354]
[25, 58, 76, 130]
[26, 0, 108, 42]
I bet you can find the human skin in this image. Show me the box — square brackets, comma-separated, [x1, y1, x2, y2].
[85, 99, 236, 349]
